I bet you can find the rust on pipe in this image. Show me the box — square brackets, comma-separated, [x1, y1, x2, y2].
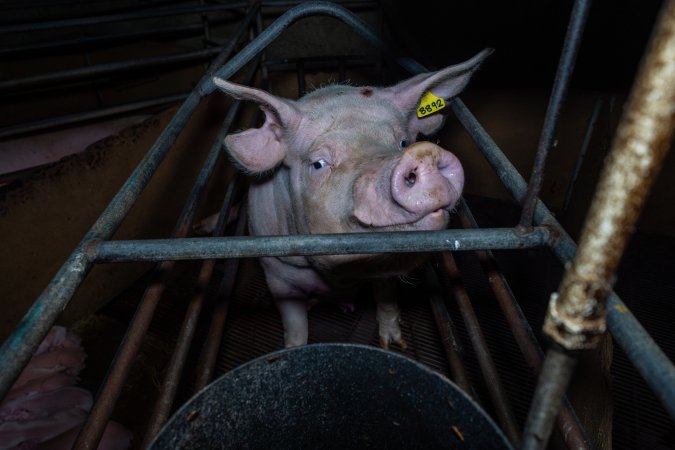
[544, 0, 675, 349]
[457, 201, 592, 450]
[438, 252, 521, 447]
[140, 174, 242, 447]
[428, 293, 474, 396]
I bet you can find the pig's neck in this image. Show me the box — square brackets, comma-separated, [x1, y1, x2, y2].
[248, 167, 295, 235]
[247, 167, 309, 267]
[247, 168, 332, 298]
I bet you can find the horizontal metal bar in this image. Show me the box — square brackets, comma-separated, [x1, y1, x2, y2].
[0, 24, 209, 60]
[89, 227, 551, 262]
[0, 47, 224, 94]
[205, 0, 423, 95]
[449, 97, 675, 422]
[457, 200, 592, 450]
[0, 93, 187, 140]
[0, 2, 258, 405]
[0, 3, 248, 34]
[261, 0, 378, 7]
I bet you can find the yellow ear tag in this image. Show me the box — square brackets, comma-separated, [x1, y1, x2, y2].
[416, 91, 446, 118]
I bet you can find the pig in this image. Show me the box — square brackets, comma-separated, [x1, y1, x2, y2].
[213, 49, 491, 348]
[0, 327, 131, 450]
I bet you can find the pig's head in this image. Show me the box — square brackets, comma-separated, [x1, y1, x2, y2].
[214, 50, 491, 278]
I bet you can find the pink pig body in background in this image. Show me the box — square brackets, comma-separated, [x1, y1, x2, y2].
[0, 327, 131, 450]
[214, 49, 491, 347]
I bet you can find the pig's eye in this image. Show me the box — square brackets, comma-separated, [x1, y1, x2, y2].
[311, 159, 330, 170]
[400, 139, 408, 149]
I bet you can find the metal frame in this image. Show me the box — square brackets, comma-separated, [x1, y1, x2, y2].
[1, 1, 674, 449]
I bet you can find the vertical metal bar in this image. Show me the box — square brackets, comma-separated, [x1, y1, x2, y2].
[70, 12, 260, 448]
[429, 294, 474, 395]
[437, 253, 522, 447]
[523, 2, 675, 447]
[192, 207, 248, 392]
[521, 348, 580, 450]
[519, 0, 593, 228]
[450, 95, 675, 423]
[425, 266, 474, 396]
[205, 1, 426, 95]
[562, 96, 604, 214]
[457, 200, 592, 450]
[139, 53, 258, 443]
[140, 169, 243, 448]
[0, 4, 260, 404]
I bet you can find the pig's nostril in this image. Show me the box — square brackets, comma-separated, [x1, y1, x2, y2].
[404, 172, 417, 188]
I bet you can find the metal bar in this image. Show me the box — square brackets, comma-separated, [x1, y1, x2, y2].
[0, 23, 220, 60]
[0, 47, 225, 94]
[72, 48, 260, 449]
[0, 0, 394, 410]
[204, 1, 427, 95]
[190, 53, 266, 393]
[192, 207, 248, 393]
[457, 199, 592, 450]
[450, 93, 675, 424]
[425, 266, 474, 396]
[543, 0, 675, 350]
[140, 168, 243, 448]
[429, 293, 474, 395]
[562, 96, 604, 214]
[89, 227, 551, 262]
[141, 55, 259, 438]
[519, 0, 592, 228]
[521, 347, 579, 450]
[438, 252, 521, 447]
[261, 0, 379, 8]
[0, 93, 188, 140]
[522, 4, 675, 446]
[0, 3, 248, 34]
[0, 0, 257, 415]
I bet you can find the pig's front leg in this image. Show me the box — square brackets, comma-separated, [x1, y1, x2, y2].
[372, 279, 407, 350]
[276, 298, 309, 347]
[262, 257, 330, 348]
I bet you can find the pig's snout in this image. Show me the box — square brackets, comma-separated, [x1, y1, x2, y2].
[391, 142, 464, 216]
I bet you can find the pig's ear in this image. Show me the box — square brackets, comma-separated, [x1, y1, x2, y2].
[383, 49, 493, 137]
[214, 77, 301, 173]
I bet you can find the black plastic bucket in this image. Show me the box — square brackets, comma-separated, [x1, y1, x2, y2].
[149, 344, 513, 449]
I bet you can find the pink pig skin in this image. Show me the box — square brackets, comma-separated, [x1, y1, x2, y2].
[1, 327, 132, 450]
[214, 49, 491, 347]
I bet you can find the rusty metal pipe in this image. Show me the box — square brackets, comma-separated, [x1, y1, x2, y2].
[449, 94, 675, 423]
[425, 265, 474, 396]
[438, 253, 521, 447]
[545, 0, 675, 353]
[71, 49, 260, 450]
[524, 2, 675, 448]
[429, 294, 474, 395]
[140, 170, 243, 448]
[457, 199, 593, 450]
[0, 3, 259, 405]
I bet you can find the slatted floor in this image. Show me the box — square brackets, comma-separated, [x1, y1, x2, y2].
[87, 196, 675, 450]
